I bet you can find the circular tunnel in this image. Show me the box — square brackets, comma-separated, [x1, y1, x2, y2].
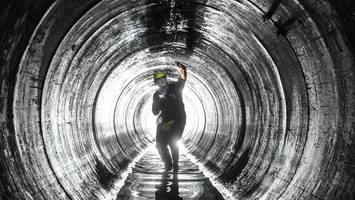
[1, 0, 355, 199]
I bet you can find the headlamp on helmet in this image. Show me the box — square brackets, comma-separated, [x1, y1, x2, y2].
[153, 71, 167, 79]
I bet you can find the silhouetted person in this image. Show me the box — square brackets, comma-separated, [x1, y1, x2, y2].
[152, 62, 187, 173]
[155, 173, 182, 200]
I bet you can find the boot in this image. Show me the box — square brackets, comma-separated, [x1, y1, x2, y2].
[173, 163, 179, 174]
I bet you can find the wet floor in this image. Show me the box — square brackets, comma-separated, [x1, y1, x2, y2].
[116, 145, 225, 200]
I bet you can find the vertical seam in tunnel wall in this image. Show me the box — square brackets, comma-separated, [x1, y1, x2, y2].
[251, 34, 287, 151]
[0, 2, 42, 199]
[237, 1, 313, 198]
[250, 35, 289, 194]
[200, 38, 273, 196]
[182, 59, 221, 159]
[197, 38, 251, 147]
[194, 76, 220, 159]
[40, 0, 106, 196]
[253, 32, 309, 199]
[13, 0, 108, 198]
[92, 47, 151, 167]
[122, 76, 156, 147]
[204, 55, 248, 179]
[274, 38, 310, 200]
[13, 2, 74, 200]
[245, 0, 312, 198]
[41, 1, 152, 175]
[187, 38, 256, 181]
[191, 48, 237, 162]
[290, 4, 342, 199]
[178, 39, 249, 184]
[113, 71, 152, 156]
[186, 88, 208, 146]
[198, 1, 312, 198]
[292, 1, 355, 198]
[255, 1, 317, 198]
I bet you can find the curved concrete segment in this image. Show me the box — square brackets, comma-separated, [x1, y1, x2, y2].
[0, 0, 354, 199]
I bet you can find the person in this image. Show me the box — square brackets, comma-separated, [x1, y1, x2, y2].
[152, 62, 187, 173]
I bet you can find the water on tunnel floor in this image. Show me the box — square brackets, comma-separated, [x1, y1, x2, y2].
[116, 145, 225, 200]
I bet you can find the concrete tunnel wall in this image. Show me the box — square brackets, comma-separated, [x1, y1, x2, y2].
[0, 0, 354, 199]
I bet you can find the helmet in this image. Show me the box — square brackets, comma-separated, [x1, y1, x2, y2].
[153, 71, 166, 79]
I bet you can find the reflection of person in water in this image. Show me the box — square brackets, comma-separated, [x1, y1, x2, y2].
[152, 62, 187, 173]
[155, 173, 182, 200]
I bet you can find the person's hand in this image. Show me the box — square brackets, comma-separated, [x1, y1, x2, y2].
[176, 62, 186, 80]
[176, 61, 185, 69]
[156, 117, 162, 126]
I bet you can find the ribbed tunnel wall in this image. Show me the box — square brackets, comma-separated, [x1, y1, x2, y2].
[1, 0, 355, 199]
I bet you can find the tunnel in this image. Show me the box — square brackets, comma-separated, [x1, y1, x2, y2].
[1, 0, 355, 199]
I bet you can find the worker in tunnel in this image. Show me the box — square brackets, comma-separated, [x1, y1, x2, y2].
[152, 62, 187, 173]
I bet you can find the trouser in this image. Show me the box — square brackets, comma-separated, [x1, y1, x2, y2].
[156, 117, 186, 167]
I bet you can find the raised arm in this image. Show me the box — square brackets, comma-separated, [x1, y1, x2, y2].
[176, 61, 187, 83]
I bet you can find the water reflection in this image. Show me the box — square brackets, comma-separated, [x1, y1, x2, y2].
[155, 173, 182, 200]
[115, 146, 225, 199]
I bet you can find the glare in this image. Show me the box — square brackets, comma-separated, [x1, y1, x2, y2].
[177, 140, 186, 153]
